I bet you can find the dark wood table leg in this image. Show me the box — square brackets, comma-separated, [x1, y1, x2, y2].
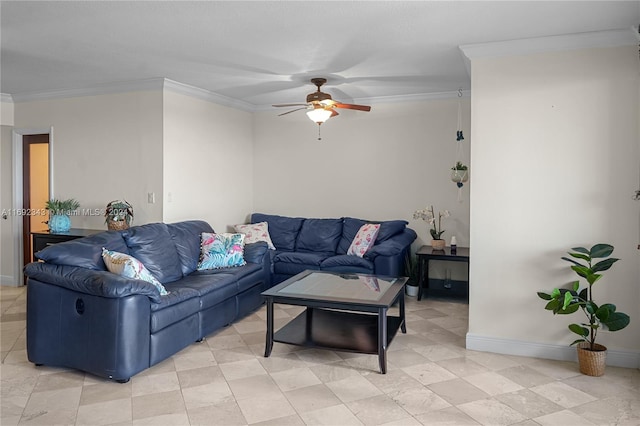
[378, 307, 388, 374]
[417, 256, 425, 300]
[399, 291, 406, 334]
[264, 298, 274, 357]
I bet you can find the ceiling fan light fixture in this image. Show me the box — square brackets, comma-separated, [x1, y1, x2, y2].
[306, 107, 333, 124]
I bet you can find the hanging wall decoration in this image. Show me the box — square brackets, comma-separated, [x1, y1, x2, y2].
[451, 89, 468, 202]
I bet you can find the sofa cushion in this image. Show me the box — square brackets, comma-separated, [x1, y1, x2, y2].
[122, 223, 183, 284]
[377, 220, 409, 242]
[101, 248, 168, 296]
[337, 218, 367, 254]
[296, 218, 343, 254]
[149, 286, 201, 333]
[171, 273, 239, 311]
[167, 220, 215, 276]
[251, 213, 304, 251]
[273, 252, 330, 276]
[320, 255, 374, 274]
[197, 233, 246, 270]
[35, 230, 128, 270]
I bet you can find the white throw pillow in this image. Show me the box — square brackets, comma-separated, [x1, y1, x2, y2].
[101, 248, 168, 295]
[347, 223, 380, 258]
[234, 221, 276, 250]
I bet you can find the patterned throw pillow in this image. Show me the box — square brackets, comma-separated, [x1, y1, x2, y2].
[233, 222, 276, 250]
[101, 248, 168, 295]
[197, 232, 246, 270]
[347, 223, 381, 258]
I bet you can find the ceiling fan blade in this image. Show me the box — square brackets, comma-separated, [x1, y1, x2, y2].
[330, 109, 339, 117]
[334, 103, 371, 112]
[273, 103, 308, 107]
[277, 107, 307, 116]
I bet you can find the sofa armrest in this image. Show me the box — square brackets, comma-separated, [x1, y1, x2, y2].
[364, 229, 417, 260]
[24, 262, 162, 302]
[244, 241, 268, 264]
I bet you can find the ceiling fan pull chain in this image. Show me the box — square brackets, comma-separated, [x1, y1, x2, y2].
[317, 125, 322, 141]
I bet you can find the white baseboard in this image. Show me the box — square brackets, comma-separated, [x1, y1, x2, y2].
[0, 274, 17, 286]
[466, 333, 640, 369]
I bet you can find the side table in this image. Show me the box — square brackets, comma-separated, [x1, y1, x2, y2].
[416, 245, 470, 301]
[32, 228, 104, 261]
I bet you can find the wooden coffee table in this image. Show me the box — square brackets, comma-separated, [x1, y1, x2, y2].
[261, 270, 407, 374]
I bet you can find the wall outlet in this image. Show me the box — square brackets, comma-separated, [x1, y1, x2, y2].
[147, 192, 155, 204]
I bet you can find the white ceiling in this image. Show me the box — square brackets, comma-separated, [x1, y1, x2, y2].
[1, 1, 638, 108]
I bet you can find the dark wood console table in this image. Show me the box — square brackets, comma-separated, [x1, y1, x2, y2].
[32, 228, 104, 260]
[416, 245, 469, 301]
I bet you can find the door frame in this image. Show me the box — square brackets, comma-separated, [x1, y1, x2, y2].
[11, 127, 54, 286]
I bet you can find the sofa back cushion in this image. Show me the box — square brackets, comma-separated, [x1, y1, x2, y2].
[35, 230, 128, 270]
[167, 220, 215, 276]
[122, 223, 183, 284]
[296, 218, 343, 254]
[251, 213, 304, 252]
[336, 217, 408, 255]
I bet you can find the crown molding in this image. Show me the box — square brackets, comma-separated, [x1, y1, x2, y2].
[162, 79, 254, 112]
[459, 28, 637, 62]
[8, 78, 255, 112]
[1, 93, 14, 103]
[10, 78, 166, 103]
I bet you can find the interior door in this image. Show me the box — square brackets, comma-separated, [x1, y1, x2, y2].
[22, 134, 50, 265]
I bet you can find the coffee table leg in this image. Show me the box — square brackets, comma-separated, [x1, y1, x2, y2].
[378, 307, 387, 374]
[264, 298, 274, 357]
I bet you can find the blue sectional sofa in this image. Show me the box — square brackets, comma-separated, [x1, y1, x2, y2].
[24, 220, 271, 382]
[251, 213, 417, 284]
[23, 215, 415, 382]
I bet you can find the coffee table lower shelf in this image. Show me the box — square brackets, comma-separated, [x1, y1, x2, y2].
[274, 308, 402, 355]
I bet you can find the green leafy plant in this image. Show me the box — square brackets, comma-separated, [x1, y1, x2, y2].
[413, 205, 450, 240]
[104, 200, 134, 225]
[537, 244, 630, 351]
[45, 198, 80, 215]
[451, 161, 468, 171]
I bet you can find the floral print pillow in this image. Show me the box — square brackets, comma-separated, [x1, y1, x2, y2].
[101, 248, 169, 295]
[197, 232, 246, 270]
[347, 223, 380, 258]
[234, 222, 276, 250]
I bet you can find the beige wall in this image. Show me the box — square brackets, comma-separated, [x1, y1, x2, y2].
[468, 46, 640, 365]
[253, 98, 472, 247]
[0, 125, 14, 283]
[253, 98, 472, 281]
[162, 91, 254, 232]
[14, 91, 164, 230]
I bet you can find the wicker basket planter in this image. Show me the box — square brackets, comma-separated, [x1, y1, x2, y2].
[107, 219, 130, 231]
[577, 342, 607, 377]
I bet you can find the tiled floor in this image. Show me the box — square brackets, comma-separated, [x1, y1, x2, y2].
[1, 285, 638, 425]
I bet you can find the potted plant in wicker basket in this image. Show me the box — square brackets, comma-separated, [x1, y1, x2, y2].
[537, 243, 630, 376]
[105, 200, 133, 231]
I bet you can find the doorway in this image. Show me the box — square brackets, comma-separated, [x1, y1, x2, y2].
[21, 134, 50, 266]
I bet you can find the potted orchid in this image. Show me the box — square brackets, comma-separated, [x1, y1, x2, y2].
[413, 205, 450, 250]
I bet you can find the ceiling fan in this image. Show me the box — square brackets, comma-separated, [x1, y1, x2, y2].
[273, 78, 371, 132]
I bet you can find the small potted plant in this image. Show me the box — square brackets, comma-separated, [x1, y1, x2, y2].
[537, 243, 630, 376]
[450, 161, 469, 184]
[413, 205, 450, 250]
[45, 198, 80, 233]
[404, 254, 420, 297]
[105, 200, 134, 231]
